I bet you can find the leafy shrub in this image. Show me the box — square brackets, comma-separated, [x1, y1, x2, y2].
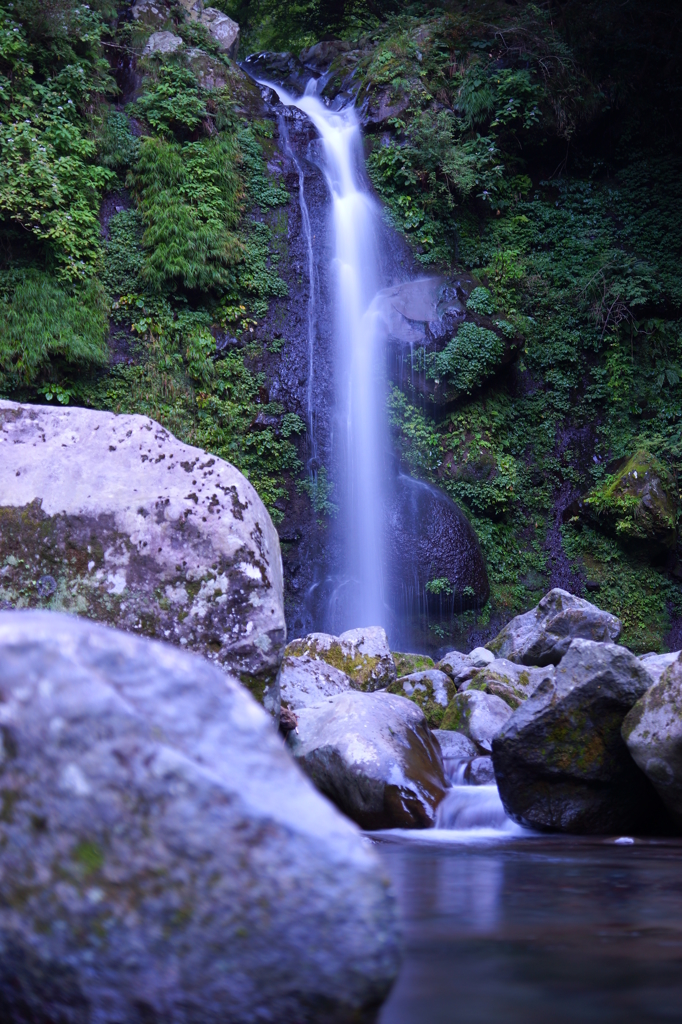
[466, 287, 495, 316]
[433, 323, 505, 394]
[103, 210, 145, 296]
[133, 62, 208, 137]
[0, 270, 108, 390]
[96, 110, 140, 171]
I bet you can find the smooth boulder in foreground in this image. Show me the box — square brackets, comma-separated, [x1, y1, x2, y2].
[623, 653, 682, 826]
[0, 401, 285, 714]
[487, 588, 622, 666]
[0, 611, 399, 1022]
[493, 638, 663, 833]
[288, 691, 447, 829]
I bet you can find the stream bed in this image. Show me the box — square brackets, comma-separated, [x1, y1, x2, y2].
[373, 831, 682, 1024]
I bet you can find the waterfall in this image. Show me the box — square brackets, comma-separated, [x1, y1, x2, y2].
[267, 82, 388, 631]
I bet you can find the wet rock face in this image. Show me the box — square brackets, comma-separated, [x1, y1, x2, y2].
[0, 611, 400, 1021]
[285, 626, 396, 690]
[493, 638, 664, 834]
[384, 475, 490, 617]
[0, 402, 285, 713]
[462, 659, 556, 710]
[387, 669, 456, 729]
[441, 690, 513, 752]
[623, 654, 682, 825]
[288, 690, 447, 829]
[487, 588, 621, 666]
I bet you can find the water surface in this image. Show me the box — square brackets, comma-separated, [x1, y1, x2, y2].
[374, 833, 682, 1024]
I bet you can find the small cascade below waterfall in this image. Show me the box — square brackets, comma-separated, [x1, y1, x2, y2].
[436, 758, 515, 833]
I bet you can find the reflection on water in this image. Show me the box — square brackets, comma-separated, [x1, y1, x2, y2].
[375, 835, 682, 1024]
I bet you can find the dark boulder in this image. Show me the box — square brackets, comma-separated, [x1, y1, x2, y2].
[492, 638, 666, 833]
[384, 474, 490, 616]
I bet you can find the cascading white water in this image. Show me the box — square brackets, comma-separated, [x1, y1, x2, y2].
[267, 82, 388, 629]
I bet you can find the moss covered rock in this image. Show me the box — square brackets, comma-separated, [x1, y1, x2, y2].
[387, 669, 456, 728]
[0, 402, 286, 713]
[463, 659, 555, 710]
[285, 626, 396, 691]
[392, 651, 435, 677]
[493, 638, 665, 834]
[579, 450, 677, 553]
[441, 690, 513, 752]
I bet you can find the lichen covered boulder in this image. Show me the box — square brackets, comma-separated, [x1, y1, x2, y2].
[638, 650, 680, 685]
[279, 652, 352, 710]
[0, 611, 400, 1021]
[288, 691, 447, 829]
[387, 669, 456, 728]
[437, 649, 478, 686]
[623, 653, 682, 826]
[285, 626, 396, 691]
[441, 690, 513, 752]
[493, 638, 663, 833]
[0, 402, 285, 713]
[487, 588, 621, 667]
[462, 659, 555, 709]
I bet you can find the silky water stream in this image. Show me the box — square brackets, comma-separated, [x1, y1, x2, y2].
[254, 78, 682, 1023]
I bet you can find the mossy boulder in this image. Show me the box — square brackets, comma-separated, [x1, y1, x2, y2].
[0, 610, 400, 1020]
[573, 451, 677, 555]
[486, 588, 621, 666]
[462, 659, 555, 710]
[623, 653, 682, 827]
[392, 651, 435, 677]
[285, 626, 396, 691]
[387, 669, 456, 728]
[0, 402, 286, 714]
[493, 638, 666, 834]
[441, 690, 513, 752]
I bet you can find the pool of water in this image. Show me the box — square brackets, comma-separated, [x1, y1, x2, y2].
[373, 830, 682, 1024]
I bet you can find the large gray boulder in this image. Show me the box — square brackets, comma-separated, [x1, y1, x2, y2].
[143, 29, 183, 54]
[639, 650, 680, 685]
[623, 653, 682, 826]
[440, 690, 513, 752]
[461, 658, 555, 709]
[279, 653, 352, 710]
[288, 691, 447, 829]
[487, 588, 622, 666]
[387, 669, 456, 729]
[0, 402, 285, 714]
[285, 626, 396, 691]
[493, 638, 663, 833]
[0, 611, 399, 1021]
[178, 0, 240, 58]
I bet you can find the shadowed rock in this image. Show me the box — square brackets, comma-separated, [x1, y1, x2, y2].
[441, 690, 514, 752]
[0, 611, 400, 1021]
[0, 402, 285, 713]
[493, 638, 666, 834]
[288, 691, 447, 829]
[623, 653, 682, 827]
[487, 588, 621, 666]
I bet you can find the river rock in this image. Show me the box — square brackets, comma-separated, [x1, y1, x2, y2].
[469, 646, 496, 667]
[143, 29, 183, 54]
[466, 757, 496, 785]
[639, 650, 680, 685]
[0, 611, 400, 1020]
[437, 650, 478, 686]
[384, 474, 490, 615]
[432, 729, 478, 761]
[285, 626, 396, 691]
[387, 669, 456, 728]
[461, 659, 556, 709]
[623, 653, 682, 826]
[441, 690, 514, 752]
[288, 691, 448, 829]
[493, 638, 662, 833]
[486, 588, 622, 666]
[279, 653, 351, 709]
[0, 402, 286, 714]
[392, 651, 435, 676]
